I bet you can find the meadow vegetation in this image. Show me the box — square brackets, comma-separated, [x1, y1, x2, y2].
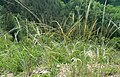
[0, 0, 120, 77]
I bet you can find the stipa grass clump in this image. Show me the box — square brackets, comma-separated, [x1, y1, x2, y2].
[0, 31, 120, 77]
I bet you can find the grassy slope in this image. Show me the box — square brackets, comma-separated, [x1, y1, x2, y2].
[0, 0, 120, 77]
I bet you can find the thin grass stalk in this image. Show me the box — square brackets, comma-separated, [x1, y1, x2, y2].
[14, 30, 20, 42]
[96, 27, 101, 37]
[15, 0, 41, 23]
[100, 0, 107, 37]
[62, 16, 69, 30]
[84, 0, 92, 37]
[14, 16, 22, 42]
[105, 19, 112, 38]
[14, 16, 21, 28]
[51, 20, 67, 43]
[107, 20, 120, 38]
[25, 19, 29, 40]
[88, 19, 97, 39]
[106, 25, 115, 38]
[67, 18, 82, 37]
